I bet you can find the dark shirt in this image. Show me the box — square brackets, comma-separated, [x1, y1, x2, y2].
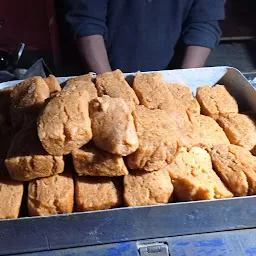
[66, 0, 225, 73]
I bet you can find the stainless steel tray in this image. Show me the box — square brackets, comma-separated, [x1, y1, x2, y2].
[0, 67, 256, 255]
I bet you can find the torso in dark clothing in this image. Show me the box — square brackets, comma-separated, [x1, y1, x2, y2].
[66, 0, 224, 73]
[105, 1, 193, 72]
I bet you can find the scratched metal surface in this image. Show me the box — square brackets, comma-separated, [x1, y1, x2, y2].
[1, 67, 256, 255]
[13, 229, 256, 256]
[0, 196, 256, 255]
[0, 66, 228, 90]
[0, 66, 230, 92]
[14, 242, 139, 256]
[167, 229, 256, 256]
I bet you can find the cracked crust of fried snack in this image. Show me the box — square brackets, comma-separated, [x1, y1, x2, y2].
[166, 82, 200, 114]
[133, 72, 174, 111]
[217, 113, 256, 154]
[11, 77, 50, 107]
[38, 90, 92, 155]
[188, 114, 230, 150]
[65, 74, 93, 83]
[133, 72, 190, 126]
[89, 95, 138, 156]
[5, 123, 64, 181]
[63, 73, 97, 101]
[72, 144, 128, 176]
[211, 144, 256, 196]
[196, 84, 238, 119]
[43, 75, 61, 94]
[133, 72, 171, 109]
[95, 69, 139, 111]
[0, 178, 24, 219]
[28, 172, 74, 216]
[167, 147, 233, 201]
[10, 77, 50, 129]
[126, 106, 178, 172]
[75, 176, 123, 211]
[124, 169, 173, 206]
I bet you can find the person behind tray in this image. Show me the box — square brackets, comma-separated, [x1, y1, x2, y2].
[65, 0, 225, 74]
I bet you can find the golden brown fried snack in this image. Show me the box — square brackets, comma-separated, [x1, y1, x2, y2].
[127, 106, 178, 172]
[5, 123, 64, 181]
[63, 73, 97, 100]
[28, 172, 74, 216]
[38, 90, 92, 155]
[124, 170, 173, 206]
[72, 144, 128, 176]
[89, 95, 138, 156]
[211, 144, 256, 196]
[133, 72, 171, 109]
[10, 77, 50, 106]
[95, 69, 139, 111]
[217, 113, 256, 154]
[166, 82, 200, 114]
[66, 74, 92, 83]
[43, 75, 61, 94]
[133, 72, 190, 125]
[168, 147, 233, 201]
[196, 84, 238, 119]
[75, 176, 123, 211]
[10, 77, 50, 129]
[0, 178, 24, 219]
[189, 114, 230, 150]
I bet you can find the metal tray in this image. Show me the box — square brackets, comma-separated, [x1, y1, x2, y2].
[0, 67, 256, 255]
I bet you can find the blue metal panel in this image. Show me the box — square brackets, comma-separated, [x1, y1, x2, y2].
[168, 229, 256, 256]
[168, 231, 240, 255]
[1, 197, 256, 255]
[13, 242, 139, 256]
[14, 229, 256, 256]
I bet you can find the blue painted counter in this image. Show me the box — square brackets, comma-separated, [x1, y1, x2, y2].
[14, 229, 256, 256]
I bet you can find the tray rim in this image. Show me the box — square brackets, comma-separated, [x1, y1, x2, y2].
[0, 195, 256, 255]
[1, 66, 256, 255]
[0, 65, 231, 88]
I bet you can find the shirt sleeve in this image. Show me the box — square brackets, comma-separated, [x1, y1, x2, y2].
[181, 0, 225, 49]
[65, 0, 108, 38]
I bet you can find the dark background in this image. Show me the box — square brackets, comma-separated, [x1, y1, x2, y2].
[0, 0, 256, 76]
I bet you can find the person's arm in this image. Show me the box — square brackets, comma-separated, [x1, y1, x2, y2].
[180, 0, 225, 68]
[77, 35, 111, 74]
[65, 0, 111, 73]
[181, 46, 211, 68]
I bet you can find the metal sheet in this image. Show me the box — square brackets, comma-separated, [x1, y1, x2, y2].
[13, 229, 256, 256]
[0, 66, 229, 92]
[0, 196, 256, 255]
[1, 67, 256, 255]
